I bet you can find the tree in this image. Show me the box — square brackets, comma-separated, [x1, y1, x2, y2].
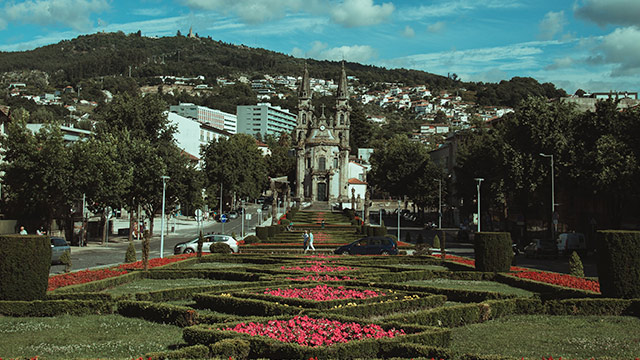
[265, 133, 295, 180]
[202, 134, 268, 207]
[349, 100, 374, 153]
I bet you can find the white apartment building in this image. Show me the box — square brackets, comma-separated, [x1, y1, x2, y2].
[236, 103, 297, 137]
[167, 112, 230, 164]
[169, 103, 237, 134]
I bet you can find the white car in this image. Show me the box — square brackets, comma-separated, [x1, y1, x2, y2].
[173, 234, 238, 254]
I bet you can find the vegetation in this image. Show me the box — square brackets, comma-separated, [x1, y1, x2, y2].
[569, 251, 584, 278]
[0, 236, 50, 300]
[474, 232, 513, 272]
[596, 230, 640, 298]
[60, 250, 72, 273]
[125, 242, 137, 263]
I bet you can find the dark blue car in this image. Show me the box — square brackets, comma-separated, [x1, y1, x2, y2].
[334, 236, 398, 255]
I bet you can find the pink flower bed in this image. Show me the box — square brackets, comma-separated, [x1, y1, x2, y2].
[286, 275, 353, 281]
[281, 265, 355, 273]
[222, 315, 404, 347]
[263, 284, 383, 301]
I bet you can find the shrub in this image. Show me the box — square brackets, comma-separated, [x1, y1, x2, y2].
[433, 235, 440, 248]
[118, 300, 198, 327]
[0, 235, 51, 300]
[413, 243, 432, 256]
[267, 226, 276, 238]
[125, 242, 137, 263]
[60, 250, 72, 273]
[146, 344, 210, 360]
[210, 243, 233, 254]
[0, 299, 115, 316]
[569, 251, 584, 277]
[474, 232, 512, 272]
[597, 230, 640, 298]
[243, 235, 259, 244]
[256, 227, 268, 240]
[280, 218, 290, 226]
[210, 338, 250, 360]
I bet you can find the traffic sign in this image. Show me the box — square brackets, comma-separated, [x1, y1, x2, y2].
[195, 209, 203, 222]
[220, 214, 227, 223]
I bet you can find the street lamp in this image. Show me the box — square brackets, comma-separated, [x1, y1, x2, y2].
[437, 178, 442, 229]
[160, 175, 170, 258]
[397, 199, 401, 241]
[539, 153, 555, 242]
[474, 178, 484, 232]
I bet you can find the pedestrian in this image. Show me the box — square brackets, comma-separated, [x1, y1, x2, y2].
[302, 230, 309, 253]
[308, 231, 315, 251]
[321, 219, 325, 229]
[36, 227, 44, 235]
[19, 226, 27, 235]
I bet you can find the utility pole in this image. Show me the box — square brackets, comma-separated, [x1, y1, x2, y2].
[160, 176, 170, 258]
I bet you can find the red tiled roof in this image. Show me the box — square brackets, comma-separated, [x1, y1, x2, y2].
[348, 178, 367, 185]
[180, 150, 200, 161]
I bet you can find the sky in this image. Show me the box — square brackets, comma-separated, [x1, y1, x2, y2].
[1, 0, 639, 94]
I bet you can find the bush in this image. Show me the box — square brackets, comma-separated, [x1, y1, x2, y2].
[280, 218, 290, 226]
[0, 299, 115, 316]
[125, 242, 137, 263]
[474, 232, 512, 272]
[569, 251, 584, 277]
[60, 250, 72, 273]
[597, 230, 640, 298]
[256, 227, 268, 240]
[243, 235, 259, 244]
[210, 338, 250, 360]
[210, 243, 233, 254]
[146, 344, 209, 360]
[267, 226, 276, 238]
[0, 235, 51, 300]
[413, 243, 432, 256]
[433, 235, 440, 248]
[118, 300, 198, 327]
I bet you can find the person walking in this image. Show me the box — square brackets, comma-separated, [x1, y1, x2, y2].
[302, 230, 309, 253]
[19, 226, 27, 235]
[308, 231, 315, 251]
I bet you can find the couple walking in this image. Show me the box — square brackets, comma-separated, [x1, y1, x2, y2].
[302, 230, 315, 252]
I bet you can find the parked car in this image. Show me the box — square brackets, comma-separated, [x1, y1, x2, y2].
[557, 232, 587, 255]
[334, 236, 398, 255]
[51, 236, 70, 264]
[524, 239, 558, 258]
[228, 211, 239, 219]
[173, 234, 238, 254]
[261, 203, 270, 211]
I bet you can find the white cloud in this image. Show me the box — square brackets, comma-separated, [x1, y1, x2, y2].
[132, 8, 167, 17]
[0, 0, 109, 31]
[293, 41, 377, 62]
[545, 56, 574, 70]
[181, 0, 317, 24]
[427, 21, 446, 33]
[402, 25, 415, 37]
[398, 0, 522, 21]
[574, 0, 640, 27]
[330, 0, 394, 27]
[589, 26, 640, 76]
[538, 11, 566, 40]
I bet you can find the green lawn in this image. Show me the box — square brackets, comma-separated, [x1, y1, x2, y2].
[0, 315, 182, 359]
[452, 315, 640, 359]
[102, 278, 239, 295]
[405, 278, 535, 297]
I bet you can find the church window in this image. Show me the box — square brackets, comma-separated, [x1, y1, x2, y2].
[340, 114, 344, 125]
[319, 157, 326, 171]
[302, 113, 306, 124]
[307, 157, 311, 169]
[333, 158, 338, 169]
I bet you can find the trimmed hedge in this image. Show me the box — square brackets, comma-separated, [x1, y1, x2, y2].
[355, 281, 513, 303]
[474, 232, 512, 272]
[596, 230, 640, 298]
[145, 344, 210, 360]
[193, 294, 299, 316]
[117, 300, 198, 327]
[545, 298, 640, 316]
[495, 273, 599, 300]
[0, 299, 114, 316]
[327, 294, 447, 318]
[0, 235, 51, 300]
[209, 338, 250, 360]
[256, 226, 268, 240]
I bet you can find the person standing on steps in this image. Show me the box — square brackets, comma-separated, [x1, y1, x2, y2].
[308, 230, 315, 251]
[302, 230, 309, 253]
[19, 226, 27, 235]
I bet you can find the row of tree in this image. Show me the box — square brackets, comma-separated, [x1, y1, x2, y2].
[454, 97, 640, 239]
[0, 93, 295, 240]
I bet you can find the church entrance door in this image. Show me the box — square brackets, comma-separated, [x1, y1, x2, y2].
[317, 183, 327, 201]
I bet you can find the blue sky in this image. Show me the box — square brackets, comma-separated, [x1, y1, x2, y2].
[1, 0, 639, 94]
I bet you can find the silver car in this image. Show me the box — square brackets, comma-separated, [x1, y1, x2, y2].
[173, 234, 238, 254]
[51, 236, 70, 264]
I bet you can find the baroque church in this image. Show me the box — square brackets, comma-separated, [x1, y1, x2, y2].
[294, 64, 352, 203]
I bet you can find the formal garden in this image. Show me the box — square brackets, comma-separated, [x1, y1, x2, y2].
[1, 210, 639, 360]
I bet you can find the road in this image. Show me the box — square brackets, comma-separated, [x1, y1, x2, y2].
[50, 204, 267, 275]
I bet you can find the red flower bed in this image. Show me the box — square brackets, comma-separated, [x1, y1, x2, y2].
[263, 284, 383, 300]
[48, 268, 128, 291]
[310, 232, 334, 243]
[511, 271, 600, 293]
[431, 254, 529, 272]
[281, 265, 355, 273]
[286, 275, 353, 281]
[116, 253, 196, 270]
[304, 254, 339, 259]
[222, 315, 404, 347]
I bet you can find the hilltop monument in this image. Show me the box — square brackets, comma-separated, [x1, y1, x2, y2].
[294, 63, 351, 203]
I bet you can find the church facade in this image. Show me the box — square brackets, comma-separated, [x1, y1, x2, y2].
[294, 64, 351, 203]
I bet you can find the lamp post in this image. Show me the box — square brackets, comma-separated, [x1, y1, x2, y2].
[474, 178, 484, 232]
[379, 206, 383, 226]
[397, 199, 401, 241]
[437, 178, 442, 229]
[241, 200, 245, 239]
[539, 153, 555, 242]
[160, 175, 170, 258]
